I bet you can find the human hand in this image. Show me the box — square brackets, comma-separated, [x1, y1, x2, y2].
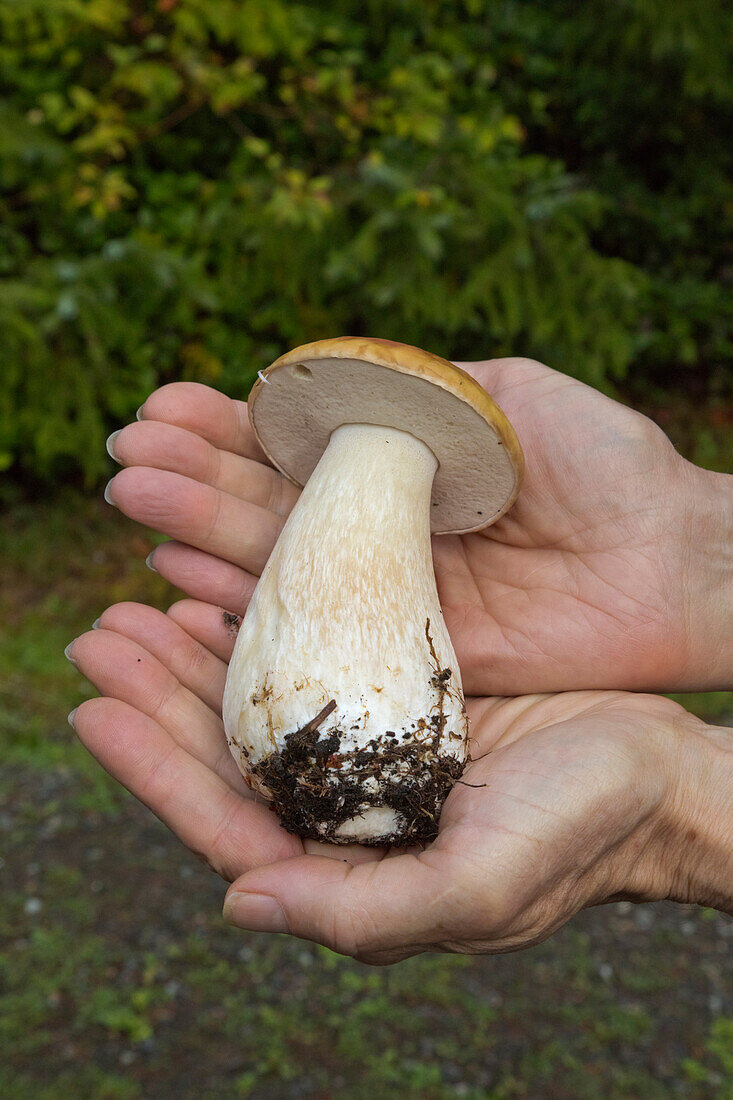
[65, 600, 382, 879]
[103, 358, 732, 696]
[66, 599, 733, 964]
[222, 688, 733, 964]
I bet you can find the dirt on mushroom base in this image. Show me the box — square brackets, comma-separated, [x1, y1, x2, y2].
[239, 618, 468, 845]
[248, 716, 466, 845]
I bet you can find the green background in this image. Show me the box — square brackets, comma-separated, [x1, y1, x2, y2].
[1, 1, 731, 1097]
[1, 0, 731, 484]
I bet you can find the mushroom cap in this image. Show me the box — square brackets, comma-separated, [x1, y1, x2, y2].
[249, 337, 524, 534]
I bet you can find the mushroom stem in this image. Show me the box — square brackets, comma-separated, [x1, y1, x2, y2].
[223, 423, 468, 844]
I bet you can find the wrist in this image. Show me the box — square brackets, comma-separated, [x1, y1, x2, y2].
[678, 461, 733, 690]
[663, 712, 733, 914]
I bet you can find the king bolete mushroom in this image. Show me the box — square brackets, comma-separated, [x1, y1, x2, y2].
[222, 337, 524, 845]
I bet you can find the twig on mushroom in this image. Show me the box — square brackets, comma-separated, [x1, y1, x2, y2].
[295, 700, 337, 737]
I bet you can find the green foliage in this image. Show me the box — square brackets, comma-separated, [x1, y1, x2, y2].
[491, 0, 733, 394]
[681, 1017, 733, 1095]
[77, 986, 156, 1043]
[0, 0, 730, 482]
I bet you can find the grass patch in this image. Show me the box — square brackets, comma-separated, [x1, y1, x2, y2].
[0, 488, 175, 802]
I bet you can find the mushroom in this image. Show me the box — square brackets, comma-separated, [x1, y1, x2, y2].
[222, 338, 524, 845]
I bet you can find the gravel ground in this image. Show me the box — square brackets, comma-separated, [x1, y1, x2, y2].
[2, 759, 731, 1100]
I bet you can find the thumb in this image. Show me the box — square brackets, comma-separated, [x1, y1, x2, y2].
[222, 851, 465, 964]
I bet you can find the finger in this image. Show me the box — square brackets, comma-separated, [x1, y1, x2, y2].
[121, 601, 382, 870]
[139, 381, 268, 463]
[149, 543, 258, 618]
[93, 601, 228, 713]
[106, 467, 283, 576]
[454, 356, 558, 406]
[458, 356, 633, 434]
[109, 421, 299, 517]
[223, 850, 466, 964]
[167, 599, 239, 663]
[301, 838, 384, 866]
[71, 697, 301, 881]
[68, 627, 243, 792]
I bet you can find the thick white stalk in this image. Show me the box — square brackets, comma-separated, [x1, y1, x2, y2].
[223, 423, 468, 844]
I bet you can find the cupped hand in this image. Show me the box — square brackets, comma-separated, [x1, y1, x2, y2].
[67, 599, 724, 965]
[103, 359, 731, 696]
[66, 600, 379, 879]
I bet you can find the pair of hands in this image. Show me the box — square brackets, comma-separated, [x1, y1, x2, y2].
[67, 356, 733, 963]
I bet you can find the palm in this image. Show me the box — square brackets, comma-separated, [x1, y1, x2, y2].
[106, 357, 690, 697]
[435, 359, 688, 693]
[69, 600, 678, 962]
[428, 689, 672, 956]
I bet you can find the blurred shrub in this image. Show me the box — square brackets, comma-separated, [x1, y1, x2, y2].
[0, 0, 730, 482]
[492, 0, 733, 398]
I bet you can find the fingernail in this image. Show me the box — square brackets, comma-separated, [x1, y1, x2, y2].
[67, 707, 78, 729]
[103, 478, 116, 506]
[145, 551, 157, 573]
[106, 429, 121, 461]
[136, 404, 146, 421]
[223, 893, 289, 934]
[92, 617, 101, 630]
[64, 640, 78, 665]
